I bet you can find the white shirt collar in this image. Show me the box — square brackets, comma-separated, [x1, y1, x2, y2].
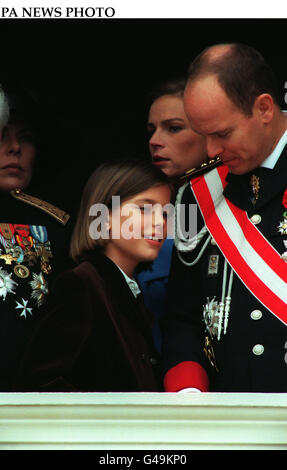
[116, 266, 141, 298]
[261, 113, 287, 169]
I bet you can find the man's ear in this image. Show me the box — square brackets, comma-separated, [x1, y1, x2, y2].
[254, 93, 274, 124]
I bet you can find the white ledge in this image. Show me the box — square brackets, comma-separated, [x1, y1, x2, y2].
[1, 392, 287, 449]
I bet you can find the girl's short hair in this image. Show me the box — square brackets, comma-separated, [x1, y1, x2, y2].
[70, 158, 171, 263]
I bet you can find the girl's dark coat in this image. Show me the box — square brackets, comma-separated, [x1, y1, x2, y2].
[15, 253, 161, 392]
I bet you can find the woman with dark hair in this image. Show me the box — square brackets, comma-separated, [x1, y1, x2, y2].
[147, 78, 207, 179]
[14, 158, 172, 392]
[136, 78, 207, 352]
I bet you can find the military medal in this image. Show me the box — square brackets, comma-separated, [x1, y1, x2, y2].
[0, 225, 18, 262]
[0, 223, 15, 240]
[278, 213, 287, 235]
[30, 225, 53, 275]
[0, 267, 18, 300]
[4, 241, 24, 263]
[14, 225, 36, 266]
[203, 297, 221, 339]
[250, 174, 260, 203]
[0, 253, 15, 265]
[203, 271, 233, 341]
[37, 245, 52, 274]
[278, 189, 287, 235]
[0, 242, 23, 264]
[30, 272, 48, 307]
[0, 223, 32, 278]
[14, 225, 33, 249]
[203, 336, 219, 372]
[15, 298, 33, 318]
[207, 254, 219, 276]
[23, 243, 38, 266]
[14, 264, 30, 279]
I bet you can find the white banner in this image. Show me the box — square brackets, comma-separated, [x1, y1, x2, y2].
[0, 0, 286, 19]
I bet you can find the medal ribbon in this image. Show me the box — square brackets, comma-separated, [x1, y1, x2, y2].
[0, 233, 16, 250]
[30, 225, 48, 243]
[0, 224, 16, 250]
[14, 224, 33, 250]
[190, 165, 287, 323]
[0, 223, 15, 240]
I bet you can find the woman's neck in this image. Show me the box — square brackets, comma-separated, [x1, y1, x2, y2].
[104, 248, 136, 278]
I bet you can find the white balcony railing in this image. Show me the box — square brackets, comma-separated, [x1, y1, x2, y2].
[1, 392, 287, 450]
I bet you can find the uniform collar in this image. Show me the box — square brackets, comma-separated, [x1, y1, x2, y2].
[261, 129, 287, 169]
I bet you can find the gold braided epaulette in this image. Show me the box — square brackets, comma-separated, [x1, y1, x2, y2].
[178, 156, 223, 183]
[10, 188, 70, 226]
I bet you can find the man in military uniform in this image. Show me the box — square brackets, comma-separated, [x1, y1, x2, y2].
[162, 43, 287, 393]
[0, 86, 71, 391]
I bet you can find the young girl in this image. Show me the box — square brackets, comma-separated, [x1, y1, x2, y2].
[14, 159, 172, 392]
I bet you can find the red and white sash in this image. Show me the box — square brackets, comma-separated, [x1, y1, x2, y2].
[190, 165, 287, 323]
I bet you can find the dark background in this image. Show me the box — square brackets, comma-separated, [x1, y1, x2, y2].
[0, 18, 286, 214]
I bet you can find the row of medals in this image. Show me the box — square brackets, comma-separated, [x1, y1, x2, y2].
[0, 236, 52, 279]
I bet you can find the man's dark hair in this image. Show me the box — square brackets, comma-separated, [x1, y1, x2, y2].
[187, 43, 281, 115]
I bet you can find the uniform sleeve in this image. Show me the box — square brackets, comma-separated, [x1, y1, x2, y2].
[13, 271, 91, 392]
[161, 186, 211, 392]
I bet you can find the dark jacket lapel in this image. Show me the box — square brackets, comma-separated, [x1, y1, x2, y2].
[81, 251, 154, 341]
[223, 145, 287, 211]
